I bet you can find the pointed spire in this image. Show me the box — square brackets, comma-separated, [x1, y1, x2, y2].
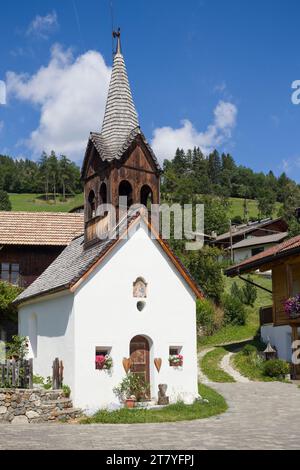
[100, 29, 139, 158]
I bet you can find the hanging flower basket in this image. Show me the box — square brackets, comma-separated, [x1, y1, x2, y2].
[169, 354, 183, 367]
[95, 354, 113, 370]
[284, 294, 300, 320]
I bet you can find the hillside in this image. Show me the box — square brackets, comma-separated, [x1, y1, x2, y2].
[8, 193, 84, 213]
[8, 193, 281, 220]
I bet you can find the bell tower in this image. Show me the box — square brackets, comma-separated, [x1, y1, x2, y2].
[81, 30, 161, 246]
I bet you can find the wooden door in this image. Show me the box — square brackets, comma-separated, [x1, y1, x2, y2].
[130, 335, 150, 391]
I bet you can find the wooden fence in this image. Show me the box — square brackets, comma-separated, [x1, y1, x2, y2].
[52, 358, 64, 389]
[0, 359, 33, 389]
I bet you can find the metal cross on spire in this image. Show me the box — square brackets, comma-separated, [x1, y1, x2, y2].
[113, 28, 121, 55]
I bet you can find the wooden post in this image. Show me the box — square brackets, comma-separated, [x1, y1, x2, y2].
[229, 220, 233, 263]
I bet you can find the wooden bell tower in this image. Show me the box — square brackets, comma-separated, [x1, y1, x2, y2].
[81, 30, 161, 246]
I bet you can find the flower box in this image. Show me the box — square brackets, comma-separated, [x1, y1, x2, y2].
[95, 354, 113, 370]
[169, 354, 183, 367]
[284, 295, 300, 320]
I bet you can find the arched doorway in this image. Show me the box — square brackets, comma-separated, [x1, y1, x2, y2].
[119, 180, 133, 208]
[129, 335, 150, 396]
[140, 185, 153, 210]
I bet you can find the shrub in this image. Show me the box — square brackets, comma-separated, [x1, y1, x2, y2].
[242, 278, 257, 306]
[262, 359, 290, 378]
[230, 281, 244, 302]
[187, 247, 225, 303]
[196, 299, 224, 336]
[6, 335, 28, 360]
[62, 384, 71, 398]
[196, 299, 215, 336]
[0, 190, 12, 211]
[222, 294, 247, 325]
[242, 344, 257, 356]
[0, 281, 23, 323]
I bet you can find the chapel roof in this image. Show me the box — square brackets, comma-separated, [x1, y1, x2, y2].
[82, 32, 161, 174]
[15, 212, 203, 305]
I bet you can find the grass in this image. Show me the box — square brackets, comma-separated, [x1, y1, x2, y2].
[228, 197, 281, 220]
[9, 193, 84, 212]
[200, 347, 235, 382]
[198, 274, 272, 349]
[80, 384, 227, 424]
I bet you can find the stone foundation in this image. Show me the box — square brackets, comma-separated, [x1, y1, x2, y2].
[0, 388, 82, 424]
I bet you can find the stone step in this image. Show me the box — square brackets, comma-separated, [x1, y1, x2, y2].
[40, 398, 73, 410]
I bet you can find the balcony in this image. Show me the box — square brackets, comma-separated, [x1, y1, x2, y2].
[259, 305, 273, 326]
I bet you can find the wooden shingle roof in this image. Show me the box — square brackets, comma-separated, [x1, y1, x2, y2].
[15, 212, 203, 305]
[82, 37, 161, 175]
[0, 211, 84, 246]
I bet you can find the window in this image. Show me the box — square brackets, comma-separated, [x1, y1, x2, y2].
[169, 346, 182, 356]
[88, 190, 96, 218]
[95, 346, 112, 370]
[0, 263, 19, 285]
[251, 246, 264, 257]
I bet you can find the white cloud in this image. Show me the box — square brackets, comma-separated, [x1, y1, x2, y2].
[27, 11, 59, 39]
[0, 80, 6, 105]
[6, 44, 111, 160]
[151, 100, 238, 162]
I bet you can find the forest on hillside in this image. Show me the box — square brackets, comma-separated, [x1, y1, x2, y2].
[1, 147, 300, 235]
[0, 151, 82, 199]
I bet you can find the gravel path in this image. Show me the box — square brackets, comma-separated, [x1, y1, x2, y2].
[220, 352, 249, 383]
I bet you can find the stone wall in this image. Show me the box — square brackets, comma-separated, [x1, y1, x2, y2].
[0, 388, 81, 424]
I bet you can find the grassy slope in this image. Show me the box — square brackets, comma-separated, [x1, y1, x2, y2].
[9, 193, 84, 212]
[198, 274, 272, 349]
[8, 193, 281, 218]
[201, 347, 235, 382]
[80, 384, 227, 424]
[228, 197, 281, 220]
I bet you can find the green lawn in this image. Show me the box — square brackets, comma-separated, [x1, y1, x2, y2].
[9, 193, 84, 212]
[198, 274, 272, 349]
[228, 197, 281, 220]
[232, 347, 289, 382]
[201, 347, 235, 382]
[80, 384, 227, 424]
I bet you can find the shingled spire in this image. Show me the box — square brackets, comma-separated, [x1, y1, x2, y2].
[100, 29, 139, 158]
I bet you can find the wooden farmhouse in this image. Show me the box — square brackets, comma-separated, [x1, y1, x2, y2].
[226, 234, 300, 378]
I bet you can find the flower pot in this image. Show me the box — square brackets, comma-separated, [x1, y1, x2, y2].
[125, 398, 136, 409]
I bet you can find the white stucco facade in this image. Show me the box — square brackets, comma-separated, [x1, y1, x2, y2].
[18, 222, 199, 413]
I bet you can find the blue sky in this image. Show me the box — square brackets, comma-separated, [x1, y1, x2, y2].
[1, 0, 300, 179]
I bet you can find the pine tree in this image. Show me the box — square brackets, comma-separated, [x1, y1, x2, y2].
[0, 190, 12, 211]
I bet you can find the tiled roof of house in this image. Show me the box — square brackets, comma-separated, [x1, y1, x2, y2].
[229, 232, 288, 250]
[15, 213, 203, 305]
[225, 233, 300, 276]
[0, 211, 84, 246]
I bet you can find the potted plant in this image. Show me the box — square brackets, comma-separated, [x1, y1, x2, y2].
[284, 294, 300, 320]
[113, 373, 150, 408]
[169, 354, 183, 367]
[95, 354, 113, 370]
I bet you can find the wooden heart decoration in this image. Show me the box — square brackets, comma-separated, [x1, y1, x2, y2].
[123, 357, 132, 373]
[154, 358, 162, 373]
